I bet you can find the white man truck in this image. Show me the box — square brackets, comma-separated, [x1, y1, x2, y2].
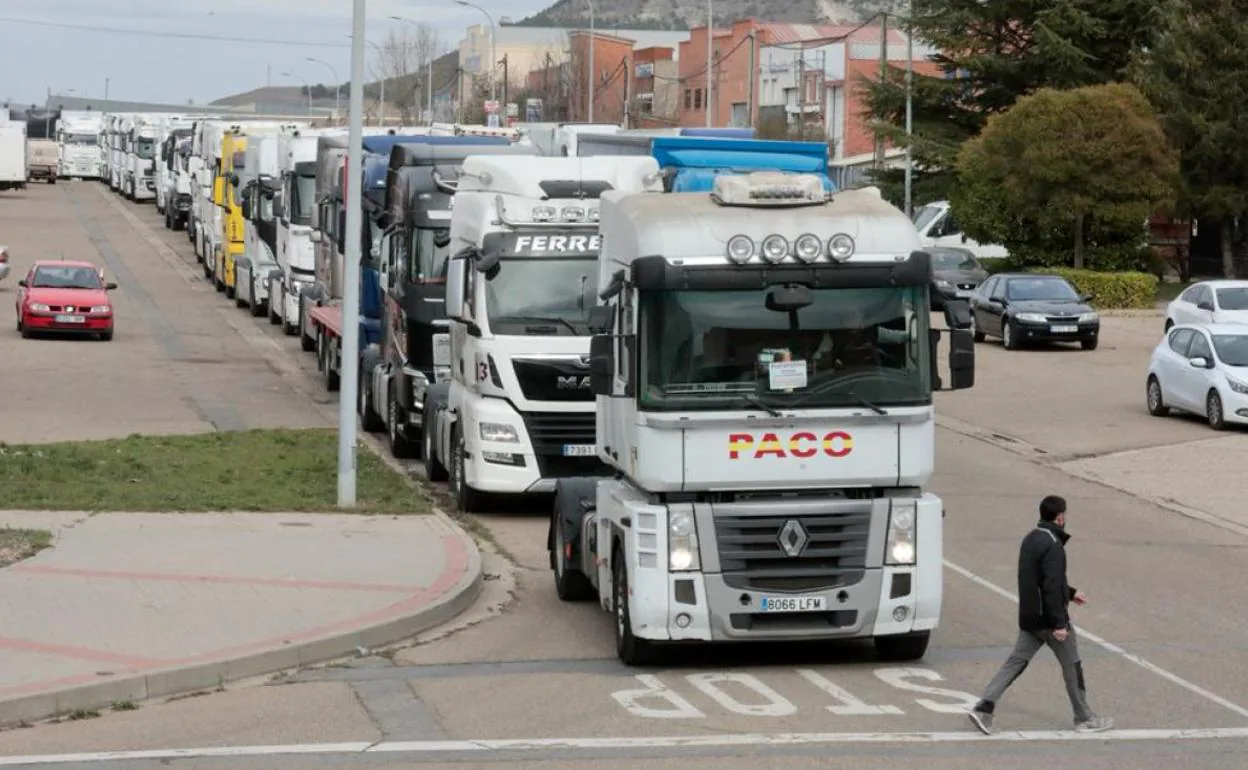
[57, 111, 104, 180]
[546, 171, 977, 665]
[268, 128, 334, 335]
[234, 132, 281, 315]
[122, 115, 159, 201]
[424, 155, 665, 512]
[155, 116, 196, 216]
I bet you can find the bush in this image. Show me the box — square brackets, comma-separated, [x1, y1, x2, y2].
[1027, 267, 1158, 309]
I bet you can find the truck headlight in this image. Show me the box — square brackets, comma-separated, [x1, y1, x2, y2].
[479, 422, 519, 443]
[885, 500, 916, 566]
[668, 509, 700, 572]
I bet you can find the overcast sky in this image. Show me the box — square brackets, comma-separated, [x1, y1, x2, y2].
[0, 0, 549, 107]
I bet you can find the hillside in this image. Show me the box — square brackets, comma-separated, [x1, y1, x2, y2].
[515, 0, 903, 29]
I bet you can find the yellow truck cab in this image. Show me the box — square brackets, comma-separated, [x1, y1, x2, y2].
[214, 131, 247, 298]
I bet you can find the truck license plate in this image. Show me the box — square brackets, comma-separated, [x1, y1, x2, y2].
[562, 444, 595, 457]
[760, 595, 827, 612]
[55, 314, 85, 323]
[1050, 325, 1077, 333]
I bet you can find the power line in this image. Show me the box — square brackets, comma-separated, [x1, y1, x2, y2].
[0, 15, 350, 48]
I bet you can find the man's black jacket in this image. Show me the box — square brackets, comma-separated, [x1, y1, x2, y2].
[1017, 521, 1078, 632]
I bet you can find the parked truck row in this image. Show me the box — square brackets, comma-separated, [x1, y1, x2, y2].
[95, 117, 977, 669]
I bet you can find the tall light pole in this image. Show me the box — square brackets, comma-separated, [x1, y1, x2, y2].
[281, 71, 312, 116]
[903, 3, 914, 219]
[306, 57, 341, 118]
[705, 0, 713, 127]
[454, 0, 497, 114]
[586, 0, 596, 122]
[350, 36, 386, 126]
[338, 0, 367, 507]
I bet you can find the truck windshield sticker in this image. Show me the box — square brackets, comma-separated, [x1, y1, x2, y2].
[728, 431, 853, 459]
[485, 232, 601, 257]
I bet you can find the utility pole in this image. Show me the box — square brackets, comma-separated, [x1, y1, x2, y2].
[705, 0, 713, 127]
[427, 59, 434, 123]
[502, 54, 509, 119]
[587, 0, 596, 122]
[338, 0, 367, 507]
[746, 30, 755, 127]
[797, 48, 805, 140]
[874, 13, 888, 169]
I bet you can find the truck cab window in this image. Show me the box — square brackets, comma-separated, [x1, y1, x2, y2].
[409, 228, 450, 284]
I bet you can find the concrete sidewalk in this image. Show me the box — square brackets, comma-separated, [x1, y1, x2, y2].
[0, 511, 481, 726]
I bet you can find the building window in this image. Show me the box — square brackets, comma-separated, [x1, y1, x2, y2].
[684, 89, 692, 109]
[694, 88, 702, 109]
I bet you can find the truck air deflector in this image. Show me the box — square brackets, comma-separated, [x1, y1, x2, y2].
[630, 250, 933, 292]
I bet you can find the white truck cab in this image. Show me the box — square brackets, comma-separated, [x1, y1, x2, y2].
[913, 199, 1008, 261]
[548, 172, 977, 665]
[429, 155, 664, 512]
[270, 129, 333, 334]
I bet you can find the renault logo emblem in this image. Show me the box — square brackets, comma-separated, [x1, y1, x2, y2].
[778, 520, 808, 557]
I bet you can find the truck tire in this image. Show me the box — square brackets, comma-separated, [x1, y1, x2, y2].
[873, 631, 930, 662]
[250, 280, 266, 317]
[383, 389, 416, 457]
[359, 373, 383, 432]
[318, 334, 340, 391]
[553, 500, 595, 601]
[450, 428, 484, 513]
[613, 549, 658, 666]
[299, 305, 317, 351]
[423, 413, 447, 480]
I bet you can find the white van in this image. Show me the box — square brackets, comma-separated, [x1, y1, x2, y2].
[913, 199, 1009, 260]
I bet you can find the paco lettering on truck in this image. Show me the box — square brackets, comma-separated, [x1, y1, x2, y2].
[728, 431, 853, 460]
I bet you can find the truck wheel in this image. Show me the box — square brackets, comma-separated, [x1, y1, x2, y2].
[268, 291, 282, 325]
[873, 631, 930, 662]
[613, 549, 658, 666]
[450, 428, 484, 513]
[384, 391, 416, 457]
[299, 306, 317, 351]
[319, 335, 340, 391]
[250, 282, 266, 317]
[553, 507, 595, 601]
[423, 412, 447, 480]
[359, 374, 384, 432]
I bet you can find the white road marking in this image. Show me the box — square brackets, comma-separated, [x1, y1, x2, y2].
[4, 728, 1248, 765]
[685, 672, 797, 717]
[944, 558, 1248, 720]
[798, 668, 904, 715]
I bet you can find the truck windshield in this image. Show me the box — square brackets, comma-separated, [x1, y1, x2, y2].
[912, 204, 942, 233]
[136, 139, 155, 160]
[290, 173, 316, 224]
[638, 286, 932, 411]
[409, 227, 450, 281]
[485, 257, 597, 336]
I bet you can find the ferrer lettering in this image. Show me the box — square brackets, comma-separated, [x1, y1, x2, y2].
[512, 234, 601, 254]
[728, 431, 854, 460]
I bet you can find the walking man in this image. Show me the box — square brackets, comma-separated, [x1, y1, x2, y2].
[968, 495, 1113, 734]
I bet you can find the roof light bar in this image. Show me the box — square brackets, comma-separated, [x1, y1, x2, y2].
[711, 171, 827, 208]
[722, 232, 856, 264]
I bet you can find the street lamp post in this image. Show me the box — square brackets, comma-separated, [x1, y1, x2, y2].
[306, 57, 341, 118]
[705, 0, 713, 127]
[281, 71, 312, 116]
[454, 0, 498, 122]
[586, 0, 596, 122]
[903, 2, 914, 219]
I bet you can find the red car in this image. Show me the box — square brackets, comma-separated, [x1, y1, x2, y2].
[16, 260, 117, 340]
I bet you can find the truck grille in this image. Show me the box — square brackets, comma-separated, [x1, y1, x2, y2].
[520, 411, 595, 455]
[512, 357, 594, 403]
[714, 511, 870, 592]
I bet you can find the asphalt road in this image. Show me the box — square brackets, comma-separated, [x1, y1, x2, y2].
[1, 182, 1246, 769]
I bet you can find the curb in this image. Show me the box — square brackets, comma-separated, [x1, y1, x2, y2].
[0, 531, 483, 729]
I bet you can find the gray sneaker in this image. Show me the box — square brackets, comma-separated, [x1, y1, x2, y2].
[1075, 716, 1113, 733]
[968, 709, 995, 735]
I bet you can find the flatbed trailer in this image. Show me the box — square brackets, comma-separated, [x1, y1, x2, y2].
[307, 301, 382, 392]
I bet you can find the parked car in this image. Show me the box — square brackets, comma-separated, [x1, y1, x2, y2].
[0, 245, 9, 282]
[15, 260, 117, 340]
[1147, 323, 1248, 430]
[1164, 279, 1248, 330]
[930, 246, 989, 309]
[969, 273, 1100, 350]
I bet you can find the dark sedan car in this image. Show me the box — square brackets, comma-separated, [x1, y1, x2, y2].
[969, 273, 1100, 350]
[930, 247, 989, 308]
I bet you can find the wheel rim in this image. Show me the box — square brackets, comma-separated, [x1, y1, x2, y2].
[554, 525, 565, 579]
[614, 566, 626, 639]
[424, 425, 433, 459]
[1147, 380, 1160, 411]
[1209, 393, 1222, 425]
[1003, 323, 1012, 347]
[451, 436, 463, 494]
[388, 399, 398, 443]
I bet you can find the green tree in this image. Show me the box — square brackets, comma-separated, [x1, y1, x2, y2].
[952, 83, 1177, 269]
[1133, 0, 1248, 278]
[861, 0, 1163, 206]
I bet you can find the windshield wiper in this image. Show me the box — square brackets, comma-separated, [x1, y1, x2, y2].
[847, 390, 888, 415]
[736, 392, 783, 417]
[498, 315, 581, 334]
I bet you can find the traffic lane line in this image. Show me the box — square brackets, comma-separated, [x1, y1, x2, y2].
[2, 727, 1248, 767]
[0, 534, 468, 698]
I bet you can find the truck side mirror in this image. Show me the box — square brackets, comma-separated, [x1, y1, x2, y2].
[309, 230, 322, 243]
[587, 305, 614, 333]
[445, 252, 468, 319]
[241, 200, 252, 219]
[948, 329, 975, 390]
[942, 298, 972, 330]
[589, 334, 613, 395]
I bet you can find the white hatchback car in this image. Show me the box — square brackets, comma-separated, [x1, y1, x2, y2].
[1147, 324, 1248, 429]
[1164, 280, 1248, 330]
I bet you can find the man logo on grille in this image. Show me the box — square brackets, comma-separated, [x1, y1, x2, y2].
[778, 520, 808, 557]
